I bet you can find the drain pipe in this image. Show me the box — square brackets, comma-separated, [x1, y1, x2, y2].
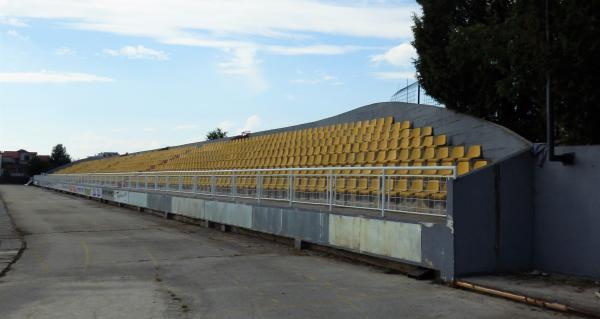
[545, 0, 574, 165]
[454, 281, 599, 318]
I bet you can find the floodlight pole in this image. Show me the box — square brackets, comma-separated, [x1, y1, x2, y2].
[545, 0, 574, 165]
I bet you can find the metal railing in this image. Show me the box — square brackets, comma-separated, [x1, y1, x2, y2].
[34, 166, 455, 217]
[391, 81, 443, 107]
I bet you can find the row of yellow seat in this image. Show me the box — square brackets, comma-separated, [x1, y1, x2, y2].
[57, 116, 488, 177]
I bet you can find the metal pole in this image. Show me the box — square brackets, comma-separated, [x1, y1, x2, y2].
[417, 83, 421, 104]
[545, 0, 574, 165]
[545, 0, 554, 162]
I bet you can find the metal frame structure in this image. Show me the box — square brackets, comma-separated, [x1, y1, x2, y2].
[390, 81, 443, 107]
[35, 166, 456, 217]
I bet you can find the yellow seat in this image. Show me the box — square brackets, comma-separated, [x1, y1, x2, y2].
[422, 160, 439, 175]
[415, 180, 440, 199]
[449, 146, 465, 161]
[375, 151, 387, 165]
[389, 178, 408, 196]
[473, 159, 489, 169]
[457, 161, 471, 175]
[434, 135, 447, 146]
[460, 145, 482, 161]
[423, 147, 436, 160]
[431, 182, 447, 200]
[385, 150, 398, 164]
[409, 149, 422, 162]
[435, 147, 450, 160]
[438, 160, 454, 176]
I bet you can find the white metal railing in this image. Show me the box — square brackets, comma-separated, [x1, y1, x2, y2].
[34, 166, 456, 217]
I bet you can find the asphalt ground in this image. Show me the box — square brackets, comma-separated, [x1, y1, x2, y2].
[0, 185, 571, 319]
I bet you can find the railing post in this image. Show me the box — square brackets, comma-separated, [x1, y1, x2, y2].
[380, 171, 386, 217]
[232, 174, 237, 198]
[144, 175, 148, 190]
[154, 176, 158, 190]
[328, 170, 333, 211]
[178, 176, 183, 192]
[257, 174, 262, 204]
[211, 175, 216, 198]
[192, 175, 198, 193]
[289, 173, 294, 207]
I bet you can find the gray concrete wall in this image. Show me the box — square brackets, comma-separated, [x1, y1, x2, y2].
[33, 179, 455, 279]
[452, 150, 534, 276]
[533, 145, 600, 279]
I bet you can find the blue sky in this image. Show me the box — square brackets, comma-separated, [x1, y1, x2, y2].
[0, 0, 420, 159]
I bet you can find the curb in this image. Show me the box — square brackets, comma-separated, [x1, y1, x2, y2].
[0, 192, 26, 278]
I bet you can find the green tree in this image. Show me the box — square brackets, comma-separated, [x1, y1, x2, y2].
[27, 156, 51, 176]
[412, 0, 600, 144]
[206, 128, 228, 140]
[50, 144, 72, 167]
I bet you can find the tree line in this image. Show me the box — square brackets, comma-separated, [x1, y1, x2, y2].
[27, 144, 72, 176]
[412, 0, 599, 144]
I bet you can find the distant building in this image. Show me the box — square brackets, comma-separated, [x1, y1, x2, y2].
[0, 149, 50, 177]
[95, 152, 119, 158]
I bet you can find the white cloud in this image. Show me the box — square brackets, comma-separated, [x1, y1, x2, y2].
[237, 115, 261, 134]
[0, 1, 418, 92]
[218, 47, 267, 92]
[0, 71, 114, 83]
[55, 46, 76, 56]
[6, 29, 28, 41]
[371, 71, 415, 80]
[370, 43, 416, 67]
[0, 1, 417, 41]
[173, 124, 198, 131]
[0, 16, 28, 27]
[217, 120, 234, 132]
[291, 71, 342, 85]
[265, 44, 361, 56]
[103, 45, 168, 60]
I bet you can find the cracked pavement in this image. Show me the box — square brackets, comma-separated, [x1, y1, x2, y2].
[0, 185, 571, 319]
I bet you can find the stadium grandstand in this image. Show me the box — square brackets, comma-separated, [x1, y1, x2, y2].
[52, 113, 487, 215]
[34, 102, 599, 283]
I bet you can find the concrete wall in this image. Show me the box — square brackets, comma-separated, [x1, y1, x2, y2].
[533, 145, 600, 279]
[33, 179, 455, 279]
[452, 150, 534, 276]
